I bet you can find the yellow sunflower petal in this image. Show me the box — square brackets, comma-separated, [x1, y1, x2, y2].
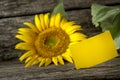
[52, 57, 58, 66]
[61, 21, 75, 30]
[35, 15, 42, 31]
[25, 57, 32, 63]
[69, 42, 79, 46]
[23, 22, 39, 33]
[31, 56, 39, 65]
[38, 57, 43, 62]
[15, 42, 31, 50]
[39, 14, 45, 30]
[70, 33, 87, 42]
[60, 18, 67, 27]
[31, 60, 39, 65]
[45, 58, 52, 66]
[57, 55, 64, 65]
[62, 52, 73, 63]
[65, 49, 72, 58]
[50, 15, 56, 27]
[19, 51, 33, 61]
[18, 28, 31, 33]
[44, 13, 50, 29]
[25, 55, 38, 67]
[16, 35, 33, 43]
[65, 25, 82, 34]
[39, 58, 45, 67]
[55, 13, 61, 28]
[18, 28, 36, 38]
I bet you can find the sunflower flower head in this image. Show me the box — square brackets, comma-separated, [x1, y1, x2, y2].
[15, 13, 86, 67]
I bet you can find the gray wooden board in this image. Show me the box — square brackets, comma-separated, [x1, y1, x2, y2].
[0, 0, 120, 18]
[0, 57, 120, 80]
[0, 0, 120, 79]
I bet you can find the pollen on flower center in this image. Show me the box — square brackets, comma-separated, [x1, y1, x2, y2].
[35, 28, 70, 58]
[44, 36, 58, 46]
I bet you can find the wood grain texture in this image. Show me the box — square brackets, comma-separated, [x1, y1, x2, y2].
[0, 0, 120, 18]
[0, 0, 120, 79]
[0, 57, 120, 80]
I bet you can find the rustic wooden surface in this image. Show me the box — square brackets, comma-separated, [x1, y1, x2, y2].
[0, 57, 120, 80]
[0, 0, 120, 80]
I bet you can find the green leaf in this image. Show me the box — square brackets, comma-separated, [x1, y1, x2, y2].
[50, 0, 66, 18]
[91, 3, 120, 49]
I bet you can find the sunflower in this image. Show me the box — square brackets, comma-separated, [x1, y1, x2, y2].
[15, 13, 86, 67]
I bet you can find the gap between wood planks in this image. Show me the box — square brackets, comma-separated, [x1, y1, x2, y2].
[0, 2, 120, 19]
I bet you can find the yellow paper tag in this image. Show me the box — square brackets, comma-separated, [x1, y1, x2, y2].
[70, 31, 118, 69]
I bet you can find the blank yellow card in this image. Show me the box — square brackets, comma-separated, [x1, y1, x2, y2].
[70, 31, 118, 69]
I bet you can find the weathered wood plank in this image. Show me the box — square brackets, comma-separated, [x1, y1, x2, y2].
[0, 57, 120, 80]
[0, 9, 101, 61]
[0, 0, 120, 79]
[0, 0, 120, 17]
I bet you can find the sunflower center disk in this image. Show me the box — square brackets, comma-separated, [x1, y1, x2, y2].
[35, 28, 70, 58]
[44, 37, 57, 46]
